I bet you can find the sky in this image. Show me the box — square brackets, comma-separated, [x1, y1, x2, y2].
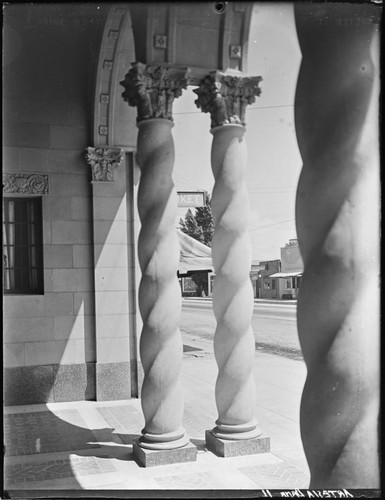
[172, 3, 303, 262]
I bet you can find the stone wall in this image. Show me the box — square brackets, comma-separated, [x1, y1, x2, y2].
[2, 5, 138, 404]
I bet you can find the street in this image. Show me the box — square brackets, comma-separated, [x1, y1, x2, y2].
[180, 298, 302, 360]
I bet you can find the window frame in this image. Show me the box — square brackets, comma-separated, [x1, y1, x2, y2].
[3, 196, 44, 295]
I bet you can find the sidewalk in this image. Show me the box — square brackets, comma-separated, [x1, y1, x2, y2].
[183, 297, 298, 305]
[3, 334, 310, 496]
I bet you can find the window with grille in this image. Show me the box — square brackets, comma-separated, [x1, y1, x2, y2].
[3, 197, 44, 294]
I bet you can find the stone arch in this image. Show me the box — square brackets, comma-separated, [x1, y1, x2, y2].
[92, 4, 137, 148]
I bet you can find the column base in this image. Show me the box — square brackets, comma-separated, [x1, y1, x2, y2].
[133, 440, 197, 467]
[205, 430, 270, 458]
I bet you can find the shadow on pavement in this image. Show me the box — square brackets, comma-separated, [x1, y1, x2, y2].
[3, 407, 139, 491]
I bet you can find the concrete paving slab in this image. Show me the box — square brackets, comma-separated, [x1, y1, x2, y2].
[152, 468, 260, 490]
[239, 461, 309, 489]
[4, 410, 100, 456]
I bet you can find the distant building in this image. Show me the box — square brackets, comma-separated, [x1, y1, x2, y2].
[270, 239, 303, 299]
[250, 259, 281, 299]
[249, 262, 265, 298]
[177, 231, 213, 297]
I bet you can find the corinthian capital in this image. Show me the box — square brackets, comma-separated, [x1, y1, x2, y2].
[194, 71, 262, 128]
[120, 62, 188, 123]
[85, 147, 123, 182]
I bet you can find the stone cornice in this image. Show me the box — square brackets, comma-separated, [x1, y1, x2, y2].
[120, 62, 188, 123]
[3, 173, 49, 194]
[193, 71, 262, 128]
[85, 147, 124, 182]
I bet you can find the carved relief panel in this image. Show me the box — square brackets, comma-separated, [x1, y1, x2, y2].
[3, 173, 49, 194]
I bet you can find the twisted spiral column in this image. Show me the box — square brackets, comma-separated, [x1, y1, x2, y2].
[135, 119, 188, 449]
[210, 124, 260, 439]
[121, 64, 189, 450]
[194, 72, 263, 442]
[294, 4, 380, 487]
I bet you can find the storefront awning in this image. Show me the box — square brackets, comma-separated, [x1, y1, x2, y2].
[178, 230, 214, 274]
[269, 271, 303, 278]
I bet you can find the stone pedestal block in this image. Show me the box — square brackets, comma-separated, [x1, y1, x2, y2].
[205, 430, 270, 458]
[133, 440, 197, 468]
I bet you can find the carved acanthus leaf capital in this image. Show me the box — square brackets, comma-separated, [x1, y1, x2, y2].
[120, 62, 188, 123]
[85, 147, 123, 182]
[193, 71, 262, 128]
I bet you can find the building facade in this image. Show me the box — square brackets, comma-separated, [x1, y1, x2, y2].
[251, 260, 283, 299]
[3, 4, 140, 405]
[2, 2, 380, 486]
[269, 238, 303, 299]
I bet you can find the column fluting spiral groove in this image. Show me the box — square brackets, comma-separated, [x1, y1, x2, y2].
[294, 3, 380, 488]
[210, 124, 261, 440]
[135, 118, 188, 450]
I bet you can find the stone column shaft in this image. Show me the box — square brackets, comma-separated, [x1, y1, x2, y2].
[294, 4, 380, 488]
[210, 123, 259, 437]
[194, 72, 269, 457]
[121, 63, 197, 465]
[135, 118, 188, 449]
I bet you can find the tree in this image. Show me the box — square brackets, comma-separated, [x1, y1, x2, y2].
[179, 208, 204, 243]
[179, 191, 214, 297]
[194, 192, 214, 247]
[179, 191, 213, 246]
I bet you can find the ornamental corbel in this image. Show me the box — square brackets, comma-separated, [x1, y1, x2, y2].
[85, 147, 124, 182]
